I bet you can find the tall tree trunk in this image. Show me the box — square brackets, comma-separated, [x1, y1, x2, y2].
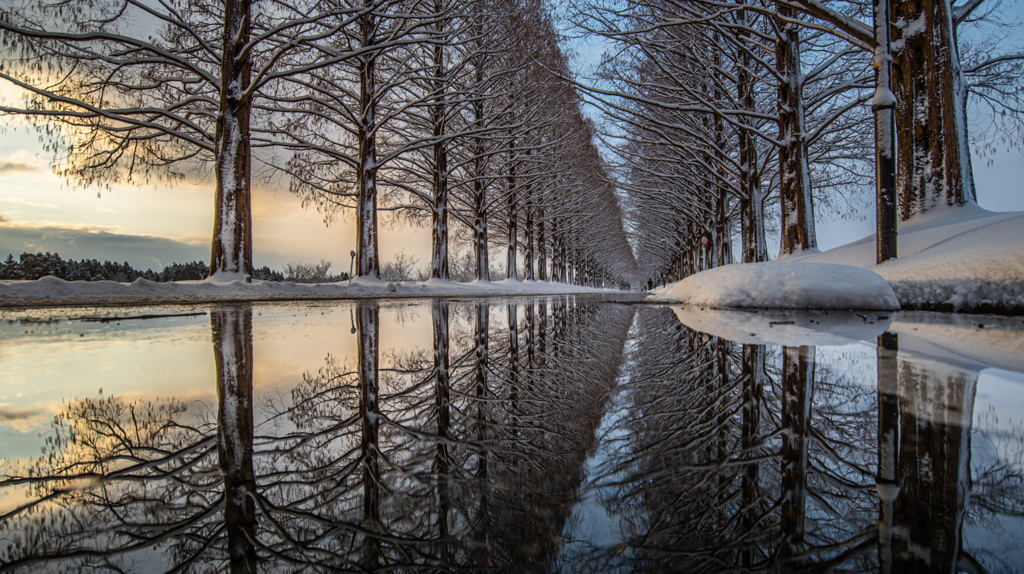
[737, 1, 768, 263]
[550, 226, 561, 282]
[874, 0, 899, 262]
[356, 4, 380, 278]
[892, 0, 976, 220]
[537, 212, 547, 281]
[472, 126, 489, 281]
[777, 6, 817, 256]
[524, 199, 535, 280]
[210, 0, 253, 278]
[505, 143, 518, 280]
[713, 42, 731, 268]
[430, 4, 449, 280]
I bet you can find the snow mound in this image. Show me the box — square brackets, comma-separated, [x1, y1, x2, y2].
[651, 261, 899, 310]
[797, 204, 1024, 312]
[671, 306, 891, 346]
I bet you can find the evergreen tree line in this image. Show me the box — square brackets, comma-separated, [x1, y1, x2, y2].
[0, 252, 284, 282]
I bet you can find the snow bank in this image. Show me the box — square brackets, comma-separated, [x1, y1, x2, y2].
[653, 205, 1024, 313]
[0, 276, 617, 308]
[671, 305, 892, 346]
[651, 261, 900, 310]
[798, 204, 1024, 313]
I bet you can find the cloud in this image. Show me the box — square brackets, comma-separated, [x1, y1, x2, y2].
[1, 196, 60, 209]
[0, 150, 46, 175]
[0, 159, 39, 175]
[0, 221, 207, 270]
[0, 405, 40, 423]
[0, 404, 45, 433]
[0, 213, 8, 223]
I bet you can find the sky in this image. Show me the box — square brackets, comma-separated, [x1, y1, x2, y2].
[1, 8, 1023, 274]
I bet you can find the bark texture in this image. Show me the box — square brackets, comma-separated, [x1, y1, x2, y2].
[892, 0, 976, 220]
[210, 0, 253, 277]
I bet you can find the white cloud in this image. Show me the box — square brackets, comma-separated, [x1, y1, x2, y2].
[0, 150, 46, 176]
[0, 196, 59, 208]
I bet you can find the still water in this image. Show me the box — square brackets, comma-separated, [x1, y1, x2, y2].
[2, 297, 1024, 572]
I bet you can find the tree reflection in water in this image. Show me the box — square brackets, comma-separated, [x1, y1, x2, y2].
[2, 301, 1024, 572]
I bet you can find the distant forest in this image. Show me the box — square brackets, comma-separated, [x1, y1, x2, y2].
[0, 252, 284, 282]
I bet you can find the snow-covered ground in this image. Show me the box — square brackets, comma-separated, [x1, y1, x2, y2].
[651, 261, 899, 310]
[0, 275, 618, 308]
[654, 205, 1024, 313]
[799, 204, 1024, 312]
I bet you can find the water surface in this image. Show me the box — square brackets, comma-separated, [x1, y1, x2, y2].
[2, 298, 1024, 572]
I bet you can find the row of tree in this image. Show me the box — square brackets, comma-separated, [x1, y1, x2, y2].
[0, 0, 637, 287]
[573, 0, 1023, 284]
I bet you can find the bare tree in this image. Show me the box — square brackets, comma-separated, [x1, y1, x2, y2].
[0, 0, 350, 277]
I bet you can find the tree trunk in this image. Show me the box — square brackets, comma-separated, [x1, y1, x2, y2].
[210, 0, 253, 278]
[777, 6, 817, 256]
[892, 0, 976, 220]
[505, 143, 518, 280]
[430, 5, 449, 280]
[737, 1, 768, 263]
[875, 0, 899, 263]
[537, 212, 547, 281]
[713, 42, 732, 268]
[356, 4, 379, 278]
[524, 200, 535, 281]
[738, 141, 762, 265]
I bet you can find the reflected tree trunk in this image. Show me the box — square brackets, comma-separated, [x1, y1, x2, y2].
[432, 300, 451, 561]
[716, 338, 731, 512]
[894, 355, 977, 572]
[538, 301, 547, 367]
[741, 343, 765, 568]
[471, 301, 491, 560]
[780, 346, 815, 565]
[474, 301, 490, 475]
[526, 302, 536, 376]
[357, 301, 381, 568]
[507, 303, 520, 408]
[212, 305, 258, 574]
[876, 332, 900, 574]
